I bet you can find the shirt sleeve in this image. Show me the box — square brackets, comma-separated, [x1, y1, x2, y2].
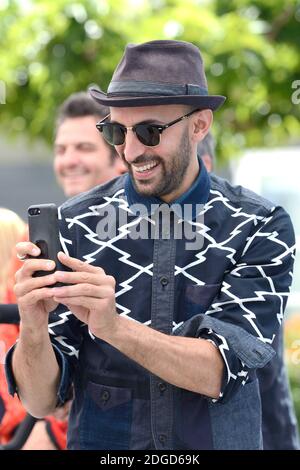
[173, 205, 296, 403]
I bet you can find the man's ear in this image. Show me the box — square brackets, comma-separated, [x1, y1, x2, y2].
[190, 109, 213, 144]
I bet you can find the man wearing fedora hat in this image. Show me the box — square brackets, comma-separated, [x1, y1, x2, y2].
[7, 40, 296, 450]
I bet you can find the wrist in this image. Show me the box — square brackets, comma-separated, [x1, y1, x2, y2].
[19, 321, 49, 345]
[93, 311, 122, 344]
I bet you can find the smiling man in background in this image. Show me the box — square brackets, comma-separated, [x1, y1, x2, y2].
[54, 92, 126, 197]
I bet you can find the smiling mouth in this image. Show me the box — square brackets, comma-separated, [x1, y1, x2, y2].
[62, 170, 89, 178]
[132, 160, 159, 173]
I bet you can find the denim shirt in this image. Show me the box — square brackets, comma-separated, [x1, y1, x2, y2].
[5, 162, 296, 450]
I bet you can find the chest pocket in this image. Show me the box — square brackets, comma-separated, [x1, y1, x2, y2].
[184, 283, 222, 319]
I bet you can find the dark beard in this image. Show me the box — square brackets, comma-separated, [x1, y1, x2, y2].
[125, 128, 192, 199]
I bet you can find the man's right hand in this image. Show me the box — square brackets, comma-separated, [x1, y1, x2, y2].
[14, 242, 58, 330]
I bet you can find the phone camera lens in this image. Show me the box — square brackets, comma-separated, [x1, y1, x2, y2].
[29, 208, 41, 216]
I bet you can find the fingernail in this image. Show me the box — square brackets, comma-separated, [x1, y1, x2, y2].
[47, 261, 55, 269]
[32, 248, 40, 255]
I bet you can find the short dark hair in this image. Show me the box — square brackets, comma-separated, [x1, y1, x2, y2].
[55, 91, 117, 160]
[197, 132, 215, 163]
[56, 91, 109, 126]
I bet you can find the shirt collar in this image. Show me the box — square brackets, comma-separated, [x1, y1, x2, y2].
[124, 157, 210, 221]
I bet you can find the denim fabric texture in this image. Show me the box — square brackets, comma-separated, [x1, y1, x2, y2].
[5, 161, 297, 449]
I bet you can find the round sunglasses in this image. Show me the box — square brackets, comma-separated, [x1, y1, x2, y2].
[96, 109, 199, 147]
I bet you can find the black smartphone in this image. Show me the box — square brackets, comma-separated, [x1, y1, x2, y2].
[28, 203, 61, 279]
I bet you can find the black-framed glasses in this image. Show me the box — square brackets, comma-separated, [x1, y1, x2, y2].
[96, 108, 199, 147]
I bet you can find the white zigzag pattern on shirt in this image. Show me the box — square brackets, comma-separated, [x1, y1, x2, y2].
[51, 187, 294, 384]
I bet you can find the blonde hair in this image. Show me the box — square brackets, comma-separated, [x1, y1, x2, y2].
[0, 208, 26, 302]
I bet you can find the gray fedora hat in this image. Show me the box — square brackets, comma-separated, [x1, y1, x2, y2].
[89, 40, 226, 110]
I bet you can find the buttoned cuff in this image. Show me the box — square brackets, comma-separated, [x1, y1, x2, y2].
[5, 342, 73, 405]
[172, 314, 275, 402]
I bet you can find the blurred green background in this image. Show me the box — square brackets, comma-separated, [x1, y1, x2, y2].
[0, 0, 300, 433]
[0, 0, 300, 162]
[285, 315, 300, 435]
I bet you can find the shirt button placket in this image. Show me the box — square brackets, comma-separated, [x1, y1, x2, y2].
[158, 434, 167, 446]
[158, 382, 167, 394]
[151, 222, 176, 450]
[160, 276, 169, 287]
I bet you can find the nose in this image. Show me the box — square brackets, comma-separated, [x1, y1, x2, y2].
[61, 147, 80, 167]
[121, 129, 147, 165]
